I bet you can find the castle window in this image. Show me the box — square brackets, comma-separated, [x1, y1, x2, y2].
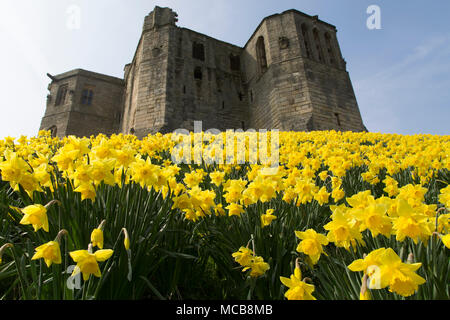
[194, 67, 203, 80]
[301, 24, 312, 59]
[238, 92, 243, 101]
[241, 121, 245, 130]
[55, 84, 68, 106]
[222, 101, 225, 109]
[335, 113, 341, 126]
[324, 32, 336, 66]
[183, 85, 186, 94]
[256, 36, 268, 74]
[313, 28, 324, 63]
[81, 89, 94, 105]
[230, 54, 240, 71]
[192, 42, 205, 61]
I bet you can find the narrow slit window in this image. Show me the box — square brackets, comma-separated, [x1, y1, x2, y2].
[256, 36, 268, 73]
[55, 84, 68, 106]
[335, 113, 341, 126]
[324, 32, 336, 66]
[301, 24, 312, 59]
[313, 28, 324, 63]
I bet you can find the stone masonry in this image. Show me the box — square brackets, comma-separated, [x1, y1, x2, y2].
[40, 6, 367, 138]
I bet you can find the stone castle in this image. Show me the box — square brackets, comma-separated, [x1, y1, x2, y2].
[40, 6, 366, 138]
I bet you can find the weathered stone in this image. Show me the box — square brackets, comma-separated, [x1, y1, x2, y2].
[39, 6, 366, 138]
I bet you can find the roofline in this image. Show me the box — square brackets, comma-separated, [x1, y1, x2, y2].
[178, 27, 243, 50]
[243, 9, 337, 49]
[51, 69, 124, 85]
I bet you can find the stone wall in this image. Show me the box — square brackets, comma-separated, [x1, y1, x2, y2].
[40, 7, 367, 138]
[40, 69, 124, 137]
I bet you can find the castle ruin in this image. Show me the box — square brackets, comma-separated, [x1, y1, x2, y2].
[40, 6, 367, 138]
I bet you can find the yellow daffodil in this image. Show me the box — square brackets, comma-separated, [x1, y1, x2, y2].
[32, 241, 62, 267]
[295, 229, 329, 264]
[70, 248, 114, 281]
[280, 265, 316, 300]
[226, 203, 245, 217]
[19, 204, 49, 232]
[232, 247, 254, 267]
[261, 209, 277, 228]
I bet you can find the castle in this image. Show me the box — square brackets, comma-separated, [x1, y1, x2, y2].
[40, 6, 367, 138]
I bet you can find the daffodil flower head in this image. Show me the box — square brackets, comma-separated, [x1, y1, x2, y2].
[19, 204, 49, 232]
[91, 229, 104, 249]
[32, 241, 62, 268]
[232, 246, 254, 267]
[91, 220, 106, 249]
[261, 209, 277, 228]
[70, 246, 113, 281]
[295, 229, 329, 265]
[279, 262, 316, 300]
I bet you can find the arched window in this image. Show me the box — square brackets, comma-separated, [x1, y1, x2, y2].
[324, 32, 336, 66]
[301, 24, 312, 59]
[313, 28, 324, 63]
[256, 36, 268, 74]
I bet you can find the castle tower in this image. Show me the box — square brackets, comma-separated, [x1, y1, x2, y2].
[120, 7, 178, 137]
[242, 10, 366, 132]
[40, 69, 124, 137]
[121, 6, 248, 136]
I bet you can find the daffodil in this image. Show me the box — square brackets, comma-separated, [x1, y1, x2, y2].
[280, 265, 316, 300]
[32, 241, 62, 267]
[232, 247, 254, 267]
[226, 203, 245, 217]
[242, 256, 270, 278]
[348, 248, 426, 297]
[261, 209, 277, 228]
[31, 229, 67, 268]
[19, 204, 49, 232]
[70, 247, 114, 281]
[295, 229, 329, 264]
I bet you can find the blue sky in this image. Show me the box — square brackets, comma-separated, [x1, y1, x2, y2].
[1, 0, 449, 138]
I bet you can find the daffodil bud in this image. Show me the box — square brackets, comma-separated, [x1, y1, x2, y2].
[359, 274, 371, 300]
[0, 243, 13, 264]
[91, 220, 106, 249]
[407, 253, 414, 264]
[122, 228, 130, 250]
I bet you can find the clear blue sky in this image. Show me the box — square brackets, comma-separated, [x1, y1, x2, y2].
[1, 0, 449, 138]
